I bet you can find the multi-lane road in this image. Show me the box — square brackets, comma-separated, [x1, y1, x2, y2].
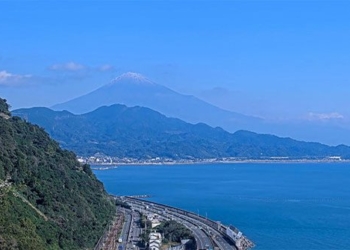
[116, 196, 254, 250]
[118, 208, 142, 250]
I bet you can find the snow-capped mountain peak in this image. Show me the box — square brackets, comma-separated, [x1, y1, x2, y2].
[109, 72, 156, 86]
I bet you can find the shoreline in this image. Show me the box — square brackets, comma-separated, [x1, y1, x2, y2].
[89, 159, 350, 168]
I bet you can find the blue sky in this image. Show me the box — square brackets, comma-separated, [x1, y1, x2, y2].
[1, 1, 350, 122]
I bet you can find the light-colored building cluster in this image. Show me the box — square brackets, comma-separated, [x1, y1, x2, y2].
[149, 232, 162, 250]
[147, 213, 162, 228]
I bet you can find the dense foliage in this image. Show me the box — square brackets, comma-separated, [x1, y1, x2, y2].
[0, 97, 11, 116]
[115, 199, 131, 209]
[0, 99, 115, 249]
[13, 105, 350, 159]
[155, 220, 193, 243]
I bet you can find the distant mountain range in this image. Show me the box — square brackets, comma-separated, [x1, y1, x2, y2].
[51, 72, 350, 145]
[52, 72, 264, 134]
[13, 104, 350, 160]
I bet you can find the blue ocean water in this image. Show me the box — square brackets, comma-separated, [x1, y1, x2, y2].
[93, 163, 350, 250]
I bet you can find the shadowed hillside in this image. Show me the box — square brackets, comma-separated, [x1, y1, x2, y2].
[13, 104, 350, 160]
[0, 98, 115, 249]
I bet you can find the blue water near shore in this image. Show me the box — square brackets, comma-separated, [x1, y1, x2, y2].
[93, 163, 350, 250]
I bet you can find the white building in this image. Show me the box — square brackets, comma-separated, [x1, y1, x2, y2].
[149, 232, 162, 250]
[147, 213, 162, 228]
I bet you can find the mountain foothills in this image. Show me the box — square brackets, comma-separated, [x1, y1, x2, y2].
[52, 72, 262, 133]
[13, 104, 350, 160]
[51, 72, 350, 145]
[0, 98, 115, 249]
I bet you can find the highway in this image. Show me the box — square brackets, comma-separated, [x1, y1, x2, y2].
[118, 208, 133, 250]
[96, 196, 253, 250]
[121, 197, 243, 250]
[118, 208, 143, 250]
[167, 212, 214, 249]
[128, 210, 142, 250]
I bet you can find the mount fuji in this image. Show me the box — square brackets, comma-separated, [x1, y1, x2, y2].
[51, 72, 350, 145]
[52, 72, 263, 132]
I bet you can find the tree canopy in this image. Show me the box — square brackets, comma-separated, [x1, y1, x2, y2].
[13, 104, 350, 160]
[0, 98, 115, 249]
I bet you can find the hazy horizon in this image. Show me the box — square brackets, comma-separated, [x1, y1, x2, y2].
[1, 1, 350, 144]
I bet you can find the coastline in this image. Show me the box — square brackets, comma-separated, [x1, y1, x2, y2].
[89, 158, 350, 168]
[94, 160, 350, 250]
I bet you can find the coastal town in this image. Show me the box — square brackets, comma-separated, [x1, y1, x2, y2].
[78, 154, 344, 166]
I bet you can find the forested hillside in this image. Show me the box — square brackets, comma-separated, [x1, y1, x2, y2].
[0, 98, 115, 249]
[13, 104, 350, 159]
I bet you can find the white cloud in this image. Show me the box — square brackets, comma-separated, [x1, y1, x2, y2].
[0, 70, 32, 85]
[49, 62, 85, 71]
[49, 62, 116, 73]
[98, 64, 114, 72]
[307, 112, 344, 121]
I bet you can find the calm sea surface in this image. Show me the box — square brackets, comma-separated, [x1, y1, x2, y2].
[93, 163, 350, 250]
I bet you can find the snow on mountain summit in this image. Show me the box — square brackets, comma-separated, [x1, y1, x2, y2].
[109, 72, 156, 86]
